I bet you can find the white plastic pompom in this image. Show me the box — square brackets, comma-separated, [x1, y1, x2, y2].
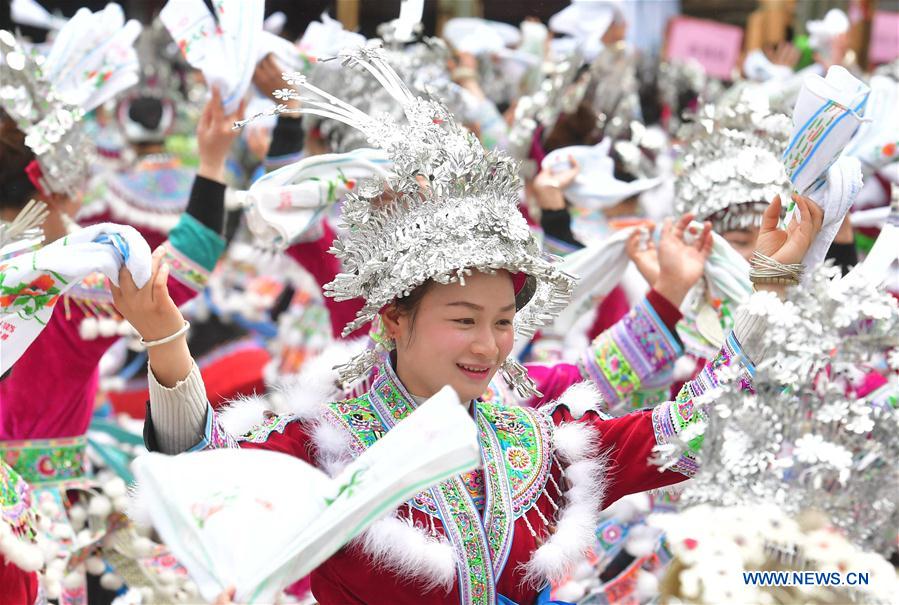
[159, 569, 178, 585]
[51, 523, 72, 540]
[88, 495, 113, 518]
[117, 319, 135, 336]
[158, 584, 178, 599]
[625, 525, 662, 558]
[100, 572, 124, 591]
[636, 569, 659, 600]
[38, 498, 60, 518]
[140, 587, 156, 602]
[606, 497, 638, 523]
[44, 564, 63, 586]
[113, 496, 129, 513]
[75, 529, 92, 546]
[38, 537, 60, 561]
[68, 504, 87, 530]
[86, 556, 106, 576]
[45, 580, 62, 600]
[79, 317, 100, 340]
[98, 317, 118, 338]
[37, 516, 53, 533]
[132, 536, 155, 558]
[103, 476, 127, 499]
[63, 570, 85, 590]
[553, 579, 588, 602]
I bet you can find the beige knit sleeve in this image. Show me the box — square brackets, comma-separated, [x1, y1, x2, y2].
[148, 362, 209, 454]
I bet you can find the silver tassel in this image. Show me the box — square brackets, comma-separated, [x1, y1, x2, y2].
[500, 357, 542, 399]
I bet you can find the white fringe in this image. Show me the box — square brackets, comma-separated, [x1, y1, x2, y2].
[309, 420, 353, 477]
[551, 381, 606, 419]
[214, 337, 368, 440]
[355, 514, 457, 593]
[216, 395, 271, 437]
[520, 421, 608, 588]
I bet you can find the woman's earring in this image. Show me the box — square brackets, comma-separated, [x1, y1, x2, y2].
[500, 358, 541, 399]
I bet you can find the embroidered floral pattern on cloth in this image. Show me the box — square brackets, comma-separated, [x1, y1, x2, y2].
[0, 436, 88, 487]
[320, 361, 556, 604]
[580, 297, 683, 410]
[159, 241, 211, 292]
[0, 459, 37, 543]
[651, 332, 754, 477]
[0, 270, 65, 323]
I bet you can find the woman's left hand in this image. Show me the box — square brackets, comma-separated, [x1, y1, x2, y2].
[653, 214, 713, 307]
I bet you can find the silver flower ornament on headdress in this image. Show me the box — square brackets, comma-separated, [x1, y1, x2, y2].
[0, 6, 140, 196]
[241, 45, 576, 391]
[675, 87, 792, 233]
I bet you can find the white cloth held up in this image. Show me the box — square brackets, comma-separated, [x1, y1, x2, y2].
[159, 0, 265, 114]
[0, 223, 151, 374]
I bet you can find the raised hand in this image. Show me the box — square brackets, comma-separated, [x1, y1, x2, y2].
[110, 247, 192, 387]
[533, 156, 579, 211]
[197, 86, 247, 183]
[110, 247, 182, 341]
[653, 214, 713, 307]
[212, 586, 237, 605]
[755, 194, 824, 266]
[771, 41, 800, 68]
[625, 226, 660, 285]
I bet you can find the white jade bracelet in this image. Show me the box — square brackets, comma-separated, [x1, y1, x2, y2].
[140, 321, 191, 348]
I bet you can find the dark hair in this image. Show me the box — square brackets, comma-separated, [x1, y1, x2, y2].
[543, 102, 602, 153]
[0, 112, 37, 211]
[128, 96, 165, 132]
[391, 280, 435, 344]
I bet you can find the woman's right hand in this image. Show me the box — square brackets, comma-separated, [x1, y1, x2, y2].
[110, 246, 183, 342]
[197, 87, 247, 183]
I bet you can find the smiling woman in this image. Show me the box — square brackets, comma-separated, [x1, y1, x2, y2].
[114, 50, 824, 605]
[382, 271, 518, 403]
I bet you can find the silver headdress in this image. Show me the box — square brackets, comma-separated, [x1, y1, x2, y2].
[255, 46, 576, 388]
[675, 87, 792, 232]
[302, 37, 457, 154]
[0, 6, 140, 196]
[0, 31, 92, 197]
[507, 50, 584, 165]
[117, 20, 187, 144]
[0, 200, 47, 257]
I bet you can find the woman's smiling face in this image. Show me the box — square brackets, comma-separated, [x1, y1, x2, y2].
[382, 270, 517, 403]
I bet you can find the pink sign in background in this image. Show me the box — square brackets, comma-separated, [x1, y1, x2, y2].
[665, 16, 744, 80]
[869, 11, 899, 65]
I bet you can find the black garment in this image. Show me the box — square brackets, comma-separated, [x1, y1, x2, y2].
[825, 242, 858, 276]
[185, 175, 226, 236]
[267, 115, 305, 159]
[540, 207, 584, 250]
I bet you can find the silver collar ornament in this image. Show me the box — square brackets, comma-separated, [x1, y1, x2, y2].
[240, 45, 576, 393]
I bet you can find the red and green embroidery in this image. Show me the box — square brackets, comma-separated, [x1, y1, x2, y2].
[478, 403, 553, 518]
[1, 436, 87, 486]
[0, 270, 67, 323]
